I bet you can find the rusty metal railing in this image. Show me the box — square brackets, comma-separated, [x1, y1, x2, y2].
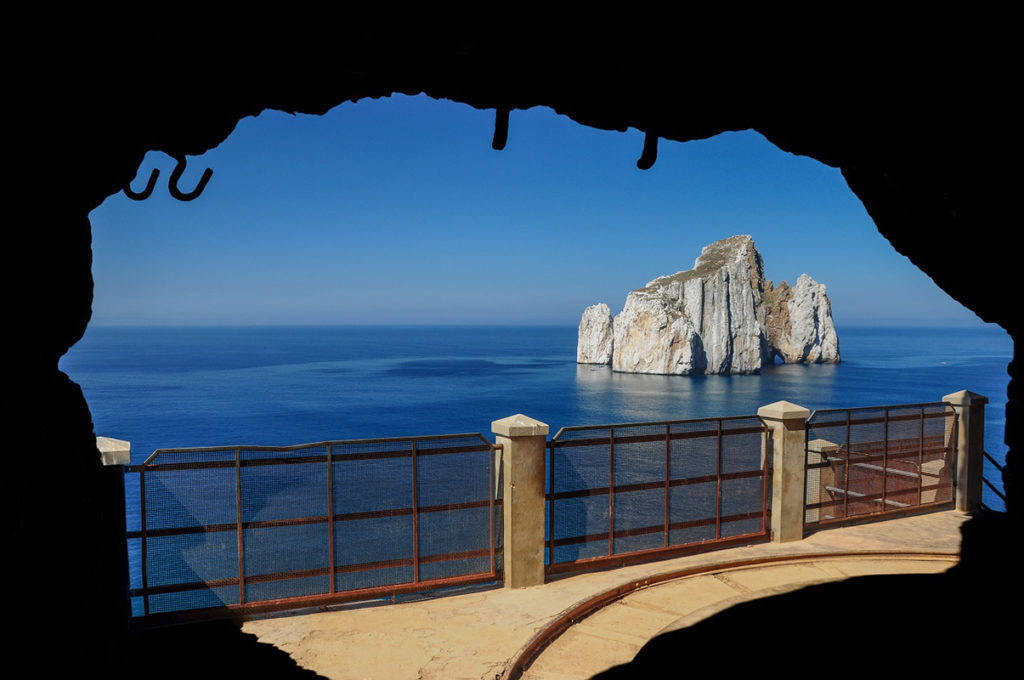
[804, 402, 957, 528]
[125, 433, 503, 625]
[545, 415, 771, 576]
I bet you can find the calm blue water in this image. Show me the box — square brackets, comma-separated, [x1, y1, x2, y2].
[61, 324, 1013, 510]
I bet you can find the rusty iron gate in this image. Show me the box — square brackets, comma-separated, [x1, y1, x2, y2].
[545, 415, 772, 576]
[804, 402, 957, 528]
[125, 433, 502, 625]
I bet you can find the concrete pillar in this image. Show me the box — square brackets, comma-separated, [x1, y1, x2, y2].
[757, 400, 811, 542]
[943, 390, 988, 512]
[492, 414, 549, 588]
[97, 436, 131, 466]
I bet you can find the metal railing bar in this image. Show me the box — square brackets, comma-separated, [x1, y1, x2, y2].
[882, 406, 889, 509]
[818, 446, 950, 468]
[761, 430, 771, 534]
[715, 419, 723, 540]
[131, 547, 498, 598]
[982, 450, 1005, 472]
[134, 572, 504, 623]
[608, 426, 615, 556]
[235, 447, 245, 605]
[546, 531, 771, 575]
[327, 443, 335, 595]
[336, 558, 410, 575]
[663, 423, 670, 548]
[411, 440, 420, 583]
[808, 411, 950, 430]
[806, 483, 951, 510]
[548, 438, 556, 568]
[918, 405, 925, 507]
[143, 433, 494, 465]
[151, 432, 494, 455]
[810, 500, 955, 527]
[845, 435, 948, 447]
[807, 401, 952, 421]
[550, 414, 767, 440]
[546, 468, 765, 501]
[128, 494, 501, 539]
[128, 498, 501, 540]
[550, 510, 767, 549]
[823, 486, 911, 508]
[357, 549, 497, 574]
[843, 409, 852, 520]
[139, 466, 149, 617]
[846, 462, 936, 479]
[550, 425, 768, 448]
[488, 437, 496, 577]
[982, 477, 1007, 502]
[137, 443, 495, 471]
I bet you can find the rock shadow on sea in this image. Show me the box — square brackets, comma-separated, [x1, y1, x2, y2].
[574, 360, 842, 421]
[385, 358, 535, 377]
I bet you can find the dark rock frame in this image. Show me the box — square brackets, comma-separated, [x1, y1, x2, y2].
[5, 9, 1018, 676]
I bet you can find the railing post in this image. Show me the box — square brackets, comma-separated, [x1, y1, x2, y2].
[757, 401, 811, 542]
[492, 414, 549, 588]
[943, 390, 988, 512]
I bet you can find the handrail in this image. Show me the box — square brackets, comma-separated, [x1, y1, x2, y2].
[806, 401, 953, 422]
[140, 431, 496, 465]
[550, 413, 767, 441]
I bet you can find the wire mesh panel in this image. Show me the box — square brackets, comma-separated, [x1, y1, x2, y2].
[126, 434, 500, 624]
[805, 403, 957, 528]
[331, 440, 415, 593]
[547, 416, 771, 576]
[241, 444, 330, 604]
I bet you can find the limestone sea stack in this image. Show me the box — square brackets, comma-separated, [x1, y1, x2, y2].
[577, 303, 614, 364]
[577, 235, 840, 375]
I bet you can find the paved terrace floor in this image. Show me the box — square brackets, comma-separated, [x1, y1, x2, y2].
[241, 510, 967, 680]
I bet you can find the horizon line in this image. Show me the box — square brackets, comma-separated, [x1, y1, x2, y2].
[84, 321, 1006, 330]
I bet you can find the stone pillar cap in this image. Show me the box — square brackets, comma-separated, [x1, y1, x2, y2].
[492, 414, 550, 437]
[757, 400, 811, 420]
[942, 389, 989, 405]
[96, 436, 131, 466]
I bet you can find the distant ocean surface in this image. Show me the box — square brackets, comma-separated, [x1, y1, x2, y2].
[61, 324, 1013, 511]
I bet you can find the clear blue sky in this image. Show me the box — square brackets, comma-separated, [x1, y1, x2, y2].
[89, 93, 987, 327]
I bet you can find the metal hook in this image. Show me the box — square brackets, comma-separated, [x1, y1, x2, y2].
[168, 153, 213, 201]
[124, 168, 160, 200]
[492, 107, 510, 151]
[637, 132, 658, 170]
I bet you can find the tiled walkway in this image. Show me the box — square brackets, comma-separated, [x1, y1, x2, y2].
[522, 554, 953, 679]
[241, 511, 966, 680]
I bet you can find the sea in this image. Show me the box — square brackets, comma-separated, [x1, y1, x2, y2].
[61, 324, 1013, 511]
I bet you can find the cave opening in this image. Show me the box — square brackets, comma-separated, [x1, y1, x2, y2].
[68, 94, 1010, 475]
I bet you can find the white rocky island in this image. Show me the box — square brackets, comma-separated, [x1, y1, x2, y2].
[577, 235, 840, 374]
